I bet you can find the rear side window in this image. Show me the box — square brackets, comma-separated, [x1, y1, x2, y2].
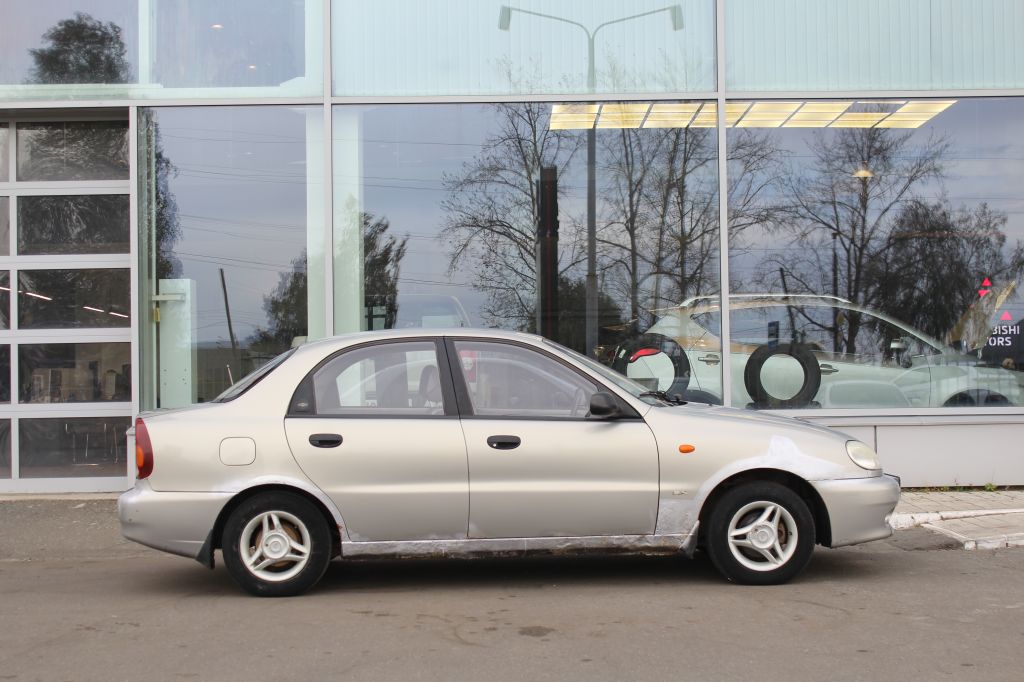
[306, 341, 449, 416]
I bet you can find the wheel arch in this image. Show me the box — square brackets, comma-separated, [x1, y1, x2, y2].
[697, 468, 832, 548]
[205, 484, 343, 563]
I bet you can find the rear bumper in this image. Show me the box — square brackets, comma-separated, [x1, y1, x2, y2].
[118, 481, 232, 560]
[811, 474, 901, 548]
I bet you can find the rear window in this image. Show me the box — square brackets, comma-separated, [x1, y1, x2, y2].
[213, 349, 295, 402]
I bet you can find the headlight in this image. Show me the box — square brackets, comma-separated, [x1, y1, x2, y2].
[846, 440, 881, 471]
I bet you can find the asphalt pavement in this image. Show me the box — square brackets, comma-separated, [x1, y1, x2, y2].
[0, 492, 1023, 681]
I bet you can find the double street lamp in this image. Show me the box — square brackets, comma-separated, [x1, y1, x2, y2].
[500, 4, 684, 356]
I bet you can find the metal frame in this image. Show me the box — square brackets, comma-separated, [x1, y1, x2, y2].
[0, 112, 134, 493]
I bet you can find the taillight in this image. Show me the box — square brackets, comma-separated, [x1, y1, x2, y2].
[629, 347, 661, 363]
[135, 417, 154, 480]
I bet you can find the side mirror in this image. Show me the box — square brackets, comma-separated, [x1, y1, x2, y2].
[589, 392, 622, 419]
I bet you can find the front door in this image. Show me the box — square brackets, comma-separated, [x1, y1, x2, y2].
[449, 339, 659, 539]
[285, 339, 468, 542]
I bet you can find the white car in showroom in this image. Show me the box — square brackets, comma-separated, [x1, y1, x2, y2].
[120, 329, 899, 596]
[616, 294, 1024, 409]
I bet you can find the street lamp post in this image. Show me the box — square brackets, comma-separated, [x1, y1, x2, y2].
[500, 5, 683, 357]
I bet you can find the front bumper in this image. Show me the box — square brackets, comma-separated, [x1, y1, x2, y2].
[811, 474, 901, 548]
[118, 480, 233, 560]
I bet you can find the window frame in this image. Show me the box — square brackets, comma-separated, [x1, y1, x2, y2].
[287, 337, 459, 419]
[443, 337, 640, 421]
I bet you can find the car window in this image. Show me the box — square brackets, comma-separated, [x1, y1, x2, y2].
[311, 341, 446, 416]
[453, 341, 597, 418]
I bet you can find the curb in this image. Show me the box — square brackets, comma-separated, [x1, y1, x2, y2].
[888, 508, 1024, 531]
[919, 523, 1024, 551]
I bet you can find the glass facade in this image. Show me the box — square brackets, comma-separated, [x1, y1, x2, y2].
[0, 0, 322, 101]
[1, 0, 1024, 490]
[332, 101, 721, 389]
[139, 105, 325, 408]
[726, 0, 1024, 92]
[1, 110, 131, 486]
[723, 97, 1024, 409]
[333, 0, 715, 96]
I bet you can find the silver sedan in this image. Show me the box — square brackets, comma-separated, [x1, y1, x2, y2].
[119, 329, 900, 597]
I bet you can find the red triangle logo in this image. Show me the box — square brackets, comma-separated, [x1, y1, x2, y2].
[982, 277, 992, 286]
[1002, 311, 1013, 321]
[979, 289, 990, 297]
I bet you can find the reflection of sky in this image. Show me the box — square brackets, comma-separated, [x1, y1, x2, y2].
[729, 98, 1024, 272]
[0, 0, 138, 83]
[153, 106, 312, 346]
[345, 103, 718, 327]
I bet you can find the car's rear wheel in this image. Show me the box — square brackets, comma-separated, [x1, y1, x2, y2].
[705, 482, 815, 585]
[222, 492, 332, 597]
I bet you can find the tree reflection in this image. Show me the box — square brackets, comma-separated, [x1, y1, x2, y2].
[442, 103, 586, 330]
[253, 212, 408, 347]
[27, 12, 132, 84]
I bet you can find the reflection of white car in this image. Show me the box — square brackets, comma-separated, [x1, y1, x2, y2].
[618, 295, 1024, 408]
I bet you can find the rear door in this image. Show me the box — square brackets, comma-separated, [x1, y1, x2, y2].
[285, 339, 469, 541]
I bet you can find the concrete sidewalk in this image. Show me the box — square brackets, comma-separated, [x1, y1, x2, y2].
[891, 490, 1024, 550]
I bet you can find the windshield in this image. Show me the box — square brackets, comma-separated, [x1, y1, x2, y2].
[542, 339, 670, 406]
[213, 348, 295, 402]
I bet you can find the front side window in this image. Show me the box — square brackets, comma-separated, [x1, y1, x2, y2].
[310, 341, 447, 416]
[453, 341, 596, 418]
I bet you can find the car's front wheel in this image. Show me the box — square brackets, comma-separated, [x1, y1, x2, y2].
[705, 482, 815, 585]
[222, 492, 332, 597]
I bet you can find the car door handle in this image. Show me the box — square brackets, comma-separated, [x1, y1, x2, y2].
[486, 435, 521, 450]
[819, 364, 839, 375]
[698, 354, 721, 365]
[309, 433, 343, 448]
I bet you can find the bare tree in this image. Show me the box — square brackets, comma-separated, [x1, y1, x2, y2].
[442, 103, 584, 329]
[762, 126, 950, 353]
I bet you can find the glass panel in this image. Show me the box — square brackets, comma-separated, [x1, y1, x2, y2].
[0, 200, 8, 256]
[728, 97, 1024, 409]
[154, 0, 313, 88]
[19, 416, 131, 478]
[333, 102, 722, 403]
[0, 1, 323, 101]
[0, 1, 138, 86]
[453, 340, 596, 418]
[17, 195, 129, 255]
[0, 420, 9, 479]
[18, 269, 130, 329]
[727, 0, 1024, 91]
[0, 271, 9, 330]
[19, 343, 131, 403]
[311, 341, 443, 415]
[139, 106, 326, 408]
[17, 121, 129, 181]
[0, 124, 8, 181]
[0, 345, 9, 403]
[333, 0, 715, 96]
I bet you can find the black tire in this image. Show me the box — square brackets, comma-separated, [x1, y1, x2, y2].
[222, 492, 333, 597]
[704, 482, 815, 585]
[612, 332, 691, 395]
[743, 343, 821, 408]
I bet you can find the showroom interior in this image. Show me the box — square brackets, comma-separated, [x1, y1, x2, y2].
[1, 0, 1023, 492]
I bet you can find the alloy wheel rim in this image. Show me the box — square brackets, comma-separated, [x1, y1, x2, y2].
[726, 501, 798, 572]
[239, 510, 311, 582]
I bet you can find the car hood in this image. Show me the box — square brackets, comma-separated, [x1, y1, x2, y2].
[667, 402, 844, 438]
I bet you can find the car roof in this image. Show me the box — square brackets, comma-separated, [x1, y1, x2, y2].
[297, 327, 544, 352]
